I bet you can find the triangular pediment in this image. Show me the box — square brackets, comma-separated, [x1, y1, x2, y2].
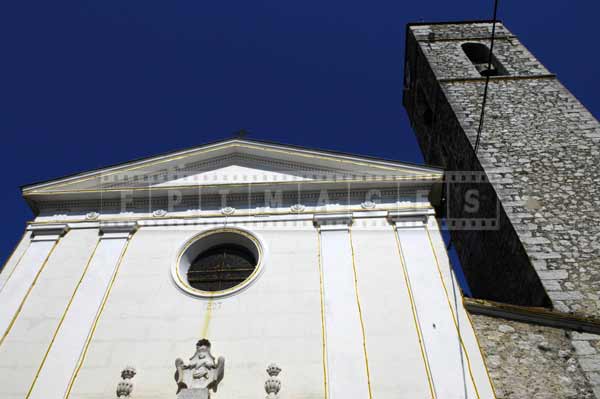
[22, 139, 443, 201]
[153, 164, 315, 186]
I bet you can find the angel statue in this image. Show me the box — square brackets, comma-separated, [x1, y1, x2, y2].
[174, 339, 225, 399]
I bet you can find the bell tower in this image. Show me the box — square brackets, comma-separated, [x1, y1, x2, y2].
[404, 21, 600, 397]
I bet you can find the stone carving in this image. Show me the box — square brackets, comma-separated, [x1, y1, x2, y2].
[290, 204, 305, 213]
[360, 200, 377, 209]
[264, 363, 282, 399]
[153, 209, 168, 217]
[221, 207, 235, 216]
[116, 366, 136, 398]
[175, 339, 225, 399]
[85, 211, 100, 220]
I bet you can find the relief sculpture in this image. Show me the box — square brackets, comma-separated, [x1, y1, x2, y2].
[175, 339, 225, 399]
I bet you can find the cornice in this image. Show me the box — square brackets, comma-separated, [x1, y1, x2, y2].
[27, 207, 434, 230]
[439, 74, 556, 84]
[25, 175, 442, 197]
[464, 297, 600, 335]
[23, 141, 443, 195]
[32, 187, 435, 215]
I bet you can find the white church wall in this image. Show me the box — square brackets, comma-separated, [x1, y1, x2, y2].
[395, 223, 479, 398]
[425, 216, 496, 399]
[350, 221, 432, 398]
[0, 231, 32, 292]
[0, 214, 495, 398]
[0, 239, 58, 341]
[68, 222, 325, 399]
[28, 226, 135, 399]
[317, 220, 370, 399]
[0, 228, 99, 399]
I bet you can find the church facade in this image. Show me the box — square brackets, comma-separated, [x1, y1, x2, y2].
[0, 138, 495, 398]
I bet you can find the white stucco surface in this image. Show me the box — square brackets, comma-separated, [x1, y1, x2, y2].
[425, 218, 496, 399]
[0, 240, 57, 342]
[68, 224, 325, 399]
[0, 229, 99, 399]
[0, 232, 31, 292]
[351, 224, 432, 398]
[29, 235, 129, 399]
[0, 218, 496, 399]
[396, 225, 480, 399]
[319, 227, 370, 399]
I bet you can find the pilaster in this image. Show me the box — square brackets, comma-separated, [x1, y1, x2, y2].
[314, 214, 371, 399]
[388, 212, 488, 398]
[0, 224, 68, 346]
[28, 222, 138, 399]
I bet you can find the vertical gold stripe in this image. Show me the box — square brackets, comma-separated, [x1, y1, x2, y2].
[316, 229, 329, 399]
[200, 298, 213, 338]
[64, 235, 134, 399]
[393, 226, 436, 399]
[0, 231, 31, 290]
[0, 239, 60, 348]
[348, 227, 373, 399]
[26, 238, 102, 399]
[424, 227, 495, 398]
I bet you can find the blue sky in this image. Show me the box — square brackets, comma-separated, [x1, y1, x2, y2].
[1, 1, 598, 278]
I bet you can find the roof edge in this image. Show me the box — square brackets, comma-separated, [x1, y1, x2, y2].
[21, 137, 443, 192]
[406, 19, 503, 28]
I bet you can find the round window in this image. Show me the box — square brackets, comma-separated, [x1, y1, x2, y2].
[188, 244, 256, 291]
[173, 228, 264, 298]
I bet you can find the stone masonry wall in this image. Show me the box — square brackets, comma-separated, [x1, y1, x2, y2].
[572, 331, 600, 397]
[471, 314, 595, 398]
[404, 23, 553, 307]
[404, 21, 600, 397]
[441, 77, 600, 315]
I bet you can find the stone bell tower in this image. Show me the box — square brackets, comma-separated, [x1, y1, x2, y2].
[404, 21, 600, 397]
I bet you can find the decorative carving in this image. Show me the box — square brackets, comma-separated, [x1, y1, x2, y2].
[175, 339, 225, 398]
[153, 209, 168, 217]
[221, 207, 235, 216]
[360, 200, 377, 209]
[116, 366, 136, 398]
[264, 363, 282, 399]
[85, 211, 100, 220]
[290, 204, 305, 213]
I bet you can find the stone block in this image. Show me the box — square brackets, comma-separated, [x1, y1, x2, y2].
[579, 356, 600, 372]
[548, 291, 584, 301]
[573, 341, 597, 356]
[572, 332, 600, 341]
[538, 270, 568, 280]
